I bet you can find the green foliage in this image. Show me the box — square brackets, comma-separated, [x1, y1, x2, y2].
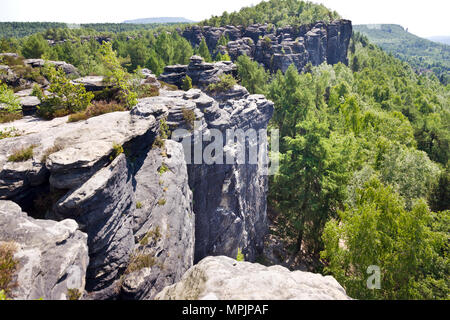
[182, 107, 196, 130]
[267, 30, 449, 289]
[379, 145, 441, 209]
[68, 100, 126, 123]
[40, 143, 64, 163]
[0, 81, 22, 123]
[0, 22, 189, 39]
[140, 226, 162, 246]
[0, 242, 18, 299]
[67, 288, 81, 300]
[0, 82, 22, 122]
[21, 34, 50, 58]
[125, 252, 157, 274]
[207, 74, 237, 92]
[31, 84, 43, 100]
[39, 65, 94, 119]
[0, 127, 20, 140]
[215, 52, 231, 62]
[158, 163, 169, 175]
[157, 198, 166, 206]
[236, 55, 269, 94]
[354, 25, 450, 85]
[200, 0, 340, 28]
[197, 38, 212, 62]
[7, 145, 35, 162]
[321, 177, 449, 300]
[99, 41, 137, 109]
[110, 142, 124, 161]
[236, 248, 245, 262]
[181, 75, 193, 91]
[0, 82, 21, 112]
[0, 289, 8, 300]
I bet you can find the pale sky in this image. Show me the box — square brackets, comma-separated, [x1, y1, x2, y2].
[0, 0, 448, 37]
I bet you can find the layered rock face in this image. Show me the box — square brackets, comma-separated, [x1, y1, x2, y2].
[0, 54, 351, 299]
[0, 59, 273, 298]
[159, 55, 237, 88]
[0, 200, 88, 300]
[155, 256, 351, 300]
[182, 20, 352, 72]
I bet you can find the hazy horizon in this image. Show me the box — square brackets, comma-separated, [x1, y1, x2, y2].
[0, 0, 449, 38]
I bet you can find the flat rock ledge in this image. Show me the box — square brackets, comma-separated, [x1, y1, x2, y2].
[155, 256, 351, 300]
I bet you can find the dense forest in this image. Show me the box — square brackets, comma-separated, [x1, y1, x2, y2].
[354, 24, 450, 85]
[0, 0, 448, 300]
[0, 22, 189, 38]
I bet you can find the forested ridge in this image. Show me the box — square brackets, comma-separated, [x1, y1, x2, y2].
[354, 24, 450, 85]
[0, 0, 448, 300]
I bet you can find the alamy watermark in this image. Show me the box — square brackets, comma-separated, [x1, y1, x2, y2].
[170, 121, 279, 176]
[366, 265, 381, 290]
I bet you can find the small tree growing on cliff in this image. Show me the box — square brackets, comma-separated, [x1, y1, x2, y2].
[197, 38, 212, 62]
[38, 65, 94, 119]
[181, 75, 193, 91]
[99, 41, 138, 109]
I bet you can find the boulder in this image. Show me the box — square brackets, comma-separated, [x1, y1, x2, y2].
[18, 95, 40, 116]
[0, 200, 88, 300]
[72, 76, 106, 91]
[155, 256, 351, 300]
[24, 59, 79, 76]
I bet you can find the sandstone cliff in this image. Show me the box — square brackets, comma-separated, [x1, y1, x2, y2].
[181, 20, 352, 72]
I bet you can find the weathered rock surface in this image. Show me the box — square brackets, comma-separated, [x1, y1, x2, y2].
[24, 59, 79, 77]
[120, 140, 195, 300]
[0, 200, 88, 300]
[158, 55, 237, 88]
[155, 256, 351, 300]
[181, 20, 352, 73]
[73, 76, 107, 91]
[0, 77, 273, 299]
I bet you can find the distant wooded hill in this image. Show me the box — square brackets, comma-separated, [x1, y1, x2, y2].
[0, 21, 190, 39]
[123, 17, 195, 24]
[427, 36, 450, 46]
[354, 24, 450, 84]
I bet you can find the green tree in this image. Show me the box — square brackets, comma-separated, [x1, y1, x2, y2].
[181, 75, 193, 91]
[21, 34, 49, 58]
[270, 115, 352, 254]
[322, 177, 448, 300]
[197, 38, 212, 62]
[99, 41, 137, 109]
[236, 55, 269, 94]
[39, 65, 94, 118]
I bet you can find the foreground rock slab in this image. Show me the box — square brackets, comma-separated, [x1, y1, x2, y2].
[0, 200, 88, 300]
[155, 256, 351, 300]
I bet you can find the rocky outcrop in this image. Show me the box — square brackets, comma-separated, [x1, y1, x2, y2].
[120, 140, 194, 300]
[24, 59, 79, 77]
[0, 64, 273, 298]
[0, 200, 88, 300]
[158, 55, 237, 88]
[73, 76, 107, 91]
[155, 256, 351, 300]
[181, 20, 352, 73]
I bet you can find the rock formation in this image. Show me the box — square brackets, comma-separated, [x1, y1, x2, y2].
[155, 256, 351, 300]
[0, 57, 274, 299]
[159, 55, 237, 88]
[181, 20, 352, 73]
[0, 53, 352, 300]
[0, 200, 88, 300]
